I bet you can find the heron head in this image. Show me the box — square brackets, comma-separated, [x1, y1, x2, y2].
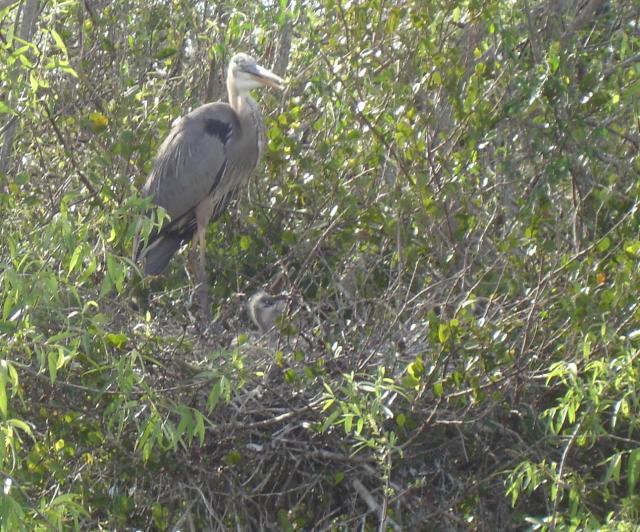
[229, 53, 285, 94]
[248, 291, 287, 333]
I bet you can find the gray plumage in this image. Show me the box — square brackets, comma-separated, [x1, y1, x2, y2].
[248, 291, 287, 333]
[133, 53, 284, 318]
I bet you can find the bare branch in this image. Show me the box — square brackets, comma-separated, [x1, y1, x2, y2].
[42, 104, 100, 199]
[0, 0, 20, 11]
[0, 0, 39, 181]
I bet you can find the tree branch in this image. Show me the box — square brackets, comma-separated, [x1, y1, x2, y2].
[42, 104, 100, 199]
[0, 0, 20, 11]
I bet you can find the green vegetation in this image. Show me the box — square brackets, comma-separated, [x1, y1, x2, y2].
[1, 0, 640, 529]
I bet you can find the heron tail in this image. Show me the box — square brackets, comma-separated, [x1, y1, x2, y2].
[133, 211, 196, 275]
[143, 235, 183, 276]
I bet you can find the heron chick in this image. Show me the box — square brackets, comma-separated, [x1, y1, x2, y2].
[248, 291, 287, 333]
[134, 53, 285, 320]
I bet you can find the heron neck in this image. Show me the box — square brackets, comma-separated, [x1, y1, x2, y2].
[227, 81, 248, 112]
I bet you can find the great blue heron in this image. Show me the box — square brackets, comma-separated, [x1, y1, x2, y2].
[248, 291, 287, 333]
[134, 53, 284, 318]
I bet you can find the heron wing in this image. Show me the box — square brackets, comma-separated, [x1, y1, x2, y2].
[136, 103, 242, 272]
[145, 102, 240, 224]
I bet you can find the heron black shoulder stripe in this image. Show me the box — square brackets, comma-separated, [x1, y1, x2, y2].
[203, 118, 232, 143]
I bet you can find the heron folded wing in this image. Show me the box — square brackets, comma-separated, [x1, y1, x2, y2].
[147, 104, 238, 222]
[135, 104, 242, 267]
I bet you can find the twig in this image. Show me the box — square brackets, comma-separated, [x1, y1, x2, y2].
[352, 479, 401, 532]
[0, 0, 20, 10]
[522, 0, 541, 64]
[41, 103, 101, 200]
[551, 420, 583, 530]
[603, 52, 640, 80]
[0, 471, 57, 530]
[0, 115, 17, 136]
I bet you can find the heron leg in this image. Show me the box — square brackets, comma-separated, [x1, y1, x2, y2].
[197, 225, 211, 322]
[194, 196, 215, 325]
[188, 232, 199, 280]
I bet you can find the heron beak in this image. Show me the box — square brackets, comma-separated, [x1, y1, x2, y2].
[249, 64, 285, 90]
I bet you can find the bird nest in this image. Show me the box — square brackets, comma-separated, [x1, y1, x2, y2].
[109, 288, 518, 530]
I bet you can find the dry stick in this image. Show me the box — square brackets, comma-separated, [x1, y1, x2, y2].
[522, 0, 541, 64]
[551, 420, 583, 530]
[352, 479, 402, 532]
[273, 13, 292, 78]
[603, 51, 640, 80]
[378, 451, 392, 532]
[0, 115, 17, 137]
[0, 0, 20, 9]
[560, 0, 609, 49]
[41, 103, 100, 200]
[169, 490, 197, 532]
[519, 255, 545, 361]
[292, 206, 349, 288]
[399, 396, 443, 451]
[546, 199, 639, 282]
[0, 0, 39, 181]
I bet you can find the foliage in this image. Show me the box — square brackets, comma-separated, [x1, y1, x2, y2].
[1, 0, 640, 529]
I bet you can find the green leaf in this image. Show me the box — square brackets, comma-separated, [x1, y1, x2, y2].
[438, 323, 450, 344]
[50, 29, 68, 55]
[29, 71, 39, 91]
[0, 361, 7, 418]
[106, 254, 124, 293]
[138, 414, 159, 462]
[7, 418, 32, 435]
[106, 332, 128, 348]
[604, 452, 622, 486]
[68, 244, 84, 275]
[284, 368, 297, 383]
[89, 111, 109, 131]
[0, 101, 15, 115]
[344, 414, 352, 433]
[174, 407, 191, 448]
[193, 410, 205, 445]
[1, 494, 25, 526]
[156, 47, 177, 60]
[99, 274, 113, 298]
[548, 42, 561, 74]
[597, 236, 611, 252]
[407, 358, 424, 379]
[321, 409, 341, 433]
[225, 449, 242, 465]
[207, 380, 222, 412]
[48, 351, 58, 384]
[624, 240, 640, 256]
[628, 448, 640, 494]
